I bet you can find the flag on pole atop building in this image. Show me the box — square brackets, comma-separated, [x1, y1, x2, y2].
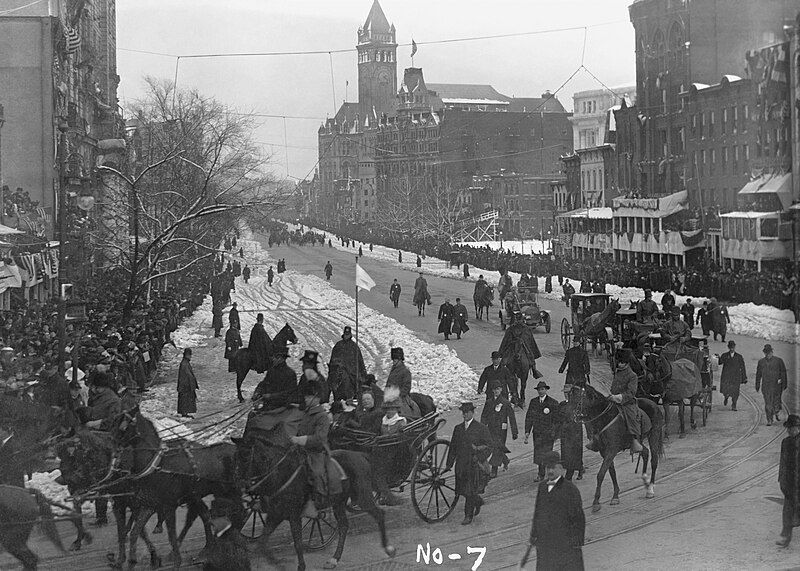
[356, 263, 375, 291]
[411, 40, 417, 57]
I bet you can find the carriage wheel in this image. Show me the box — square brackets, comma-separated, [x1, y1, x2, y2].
[240, 494, 266, 540]
[544, 314, 551, 333]
[560, 318, 571, 351]
[302, 509, 339, 551]
[411, 438, 458, 523]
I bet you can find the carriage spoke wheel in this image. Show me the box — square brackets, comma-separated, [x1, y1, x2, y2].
[240, 494, 266, 540]
[560, 318, 571, 351]
[411, 438, 458, 523]
[302, 509, 338, 551]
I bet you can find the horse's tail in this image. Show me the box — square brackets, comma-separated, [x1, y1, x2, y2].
[30, 489, 66, 553]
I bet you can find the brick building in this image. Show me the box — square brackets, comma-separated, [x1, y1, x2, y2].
[570, 86, 635, 150]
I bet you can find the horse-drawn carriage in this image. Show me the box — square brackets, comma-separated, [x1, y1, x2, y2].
[560, 293, 620, 354]
[499, 287, 551, 332]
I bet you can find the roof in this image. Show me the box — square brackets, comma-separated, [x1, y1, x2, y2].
[738, 173, 793, 210]
[441, 98, 509, 106]
[427, 83, 509, 102]
[719, 211, 781, 219]
[507, 97, 567, 114]
[363, 0, 392, 34]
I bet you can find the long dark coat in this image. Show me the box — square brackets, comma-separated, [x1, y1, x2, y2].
[779, 433, 800, 529]
[709, 303, 730, 337]
[480, 395, 518, 468]
[529, 478, 585, 571]
[558, 400, 584, 472]
[224, 327, 243, 373]
[389, 283, 401, 303]
[719, 351, 747, 398]
[85, 387, 122, 431]
[451, 303, 470, 335]
[524, 395, 560, 465]
[477, 364, 516, 398]
[446, 420, 493, 496]
[247, 322, 271, 373]
[559, 346, 590, 386]
[413, 277, 429, 305]
[328, 338, 368, 382]
[228, 307, 240, 330]
[756, 355, 788, 418]
[177, 357, 198, 414]
[252, 362, 298, 406]
[611, 363, 642, 439]
[437, 302, 454, 335]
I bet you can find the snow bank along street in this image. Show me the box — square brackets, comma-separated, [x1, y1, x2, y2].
[293, 223, 799, 345]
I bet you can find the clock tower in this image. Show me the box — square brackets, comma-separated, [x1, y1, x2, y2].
[357, 0, 397, 123]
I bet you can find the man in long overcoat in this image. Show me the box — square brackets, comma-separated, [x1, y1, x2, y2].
[437, 298, 454, 340]
[605, 349, 643, 452]
[480, 382, 517, 477]
[718, 340, 746, 410]
[212, 302, 224, 338]
[523, 451, 585, 571]
[389, 279, 401, 308]
[777, 414, 800, 547]
[477, 351, 517, 403]
[451, 298, 470, 340]
[224, 324, 242, 373]
[177, 348, 198, 418]
[251, 346, 297, 408]
[328, 326, 367, 386]
[558, 335, 590, 389]
[756, 344, 788, 426]
[445, 402, 493, 525]
[386, 347, 420, 419]
[709, 299, 730, 342]
[228, 302, 240, 331]
[248, 313, 271, 374]
[558, 387, 584, 481]
[524, 381, 561, 481]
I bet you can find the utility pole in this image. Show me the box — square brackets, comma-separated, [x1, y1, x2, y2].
[56, 122, 68, 376]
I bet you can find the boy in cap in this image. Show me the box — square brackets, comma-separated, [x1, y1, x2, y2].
[524, 381, 560, 481]
[445, 402, 493, 525]
[777, 414, 800, 547]
[756, 344, 788, 426]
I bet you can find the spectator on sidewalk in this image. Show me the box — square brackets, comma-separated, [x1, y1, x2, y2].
[777, 414, 800, 548]
[177, 348, 198, 419]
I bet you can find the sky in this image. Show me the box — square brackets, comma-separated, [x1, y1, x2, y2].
[116, 0, 637, 182]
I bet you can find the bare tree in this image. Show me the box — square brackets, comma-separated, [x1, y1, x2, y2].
[93, 78, 283, 320]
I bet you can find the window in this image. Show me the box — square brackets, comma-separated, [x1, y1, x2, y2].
[743, 144, 749, 161]
[732, 106, 738, 133]
[662, 89, 668, 114]
[722, 108, 727, 135]
[710, 149, 716, 175]
[709, 111, 715, 136]
[691, 114, 698, 136]
[733, 145, 739, 173]
[592, 170, 597, 190]
[742, 105, 749, 131]
[722, 147, 728, 172]
[761, 218, 778, 238]
[699, 113, 705, 138]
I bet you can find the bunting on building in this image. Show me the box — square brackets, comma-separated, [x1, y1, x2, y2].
[65, 26, 81, 55]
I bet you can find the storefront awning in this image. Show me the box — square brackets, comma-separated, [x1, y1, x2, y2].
[738, 173, 793, 210]
[612, 190, 688, 219]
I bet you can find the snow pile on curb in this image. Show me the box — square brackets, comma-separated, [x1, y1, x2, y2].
[291, 222, 798, 345]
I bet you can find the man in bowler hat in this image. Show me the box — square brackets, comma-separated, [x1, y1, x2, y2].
[756, 344, 788, 426]
[524, 381, 560, 481]
[445, 402, 493, 525]
[521, 451, 585, 570]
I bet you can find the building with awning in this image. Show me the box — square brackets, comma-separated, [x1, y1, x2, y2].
[718, 211, 793, 270]
[611, 190, 705, 267]
[555, 207, 613, 258]
[737, 173, 793, 212]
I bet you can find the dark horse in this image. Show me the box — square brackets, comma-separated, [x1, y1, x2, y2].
[574, 384, 664, 512]
[328, 358, 358, 401]
[233, 322, 299, 402]
[638, 351, 704, 439]
[473, 282, 494, 321]
[0, 485, 65, 570]
[110, 409, 241, 569]
[497, 322, 542, 405]
[236, 433, 395, 570]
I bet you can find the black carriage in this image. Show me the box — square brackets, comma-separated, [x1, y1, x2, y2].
[499, 287, 551, 332]
[560, 293, 612, 351]
[240, 411, 455, 550]
[448, 250, 462, 268]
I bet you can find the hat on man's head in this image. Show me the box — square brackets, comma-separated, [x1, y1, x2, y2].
[727, 340, 736, 349]
[342, 326, 352, 338]
[783, 414, 800, 429]
[535, 381, 550, 390]
[541, 451, 562, 467]
[299, 350, 319, 363]
[491, 350, 502, 359]
[458, 401, 476, 412]
[390, 347, 404, 360]
[763, 344, 773, 353]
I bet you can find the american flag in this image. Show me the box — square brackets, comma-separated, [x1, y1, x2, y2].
[36, 207, 50, 222]
[65, 27, 81, 55]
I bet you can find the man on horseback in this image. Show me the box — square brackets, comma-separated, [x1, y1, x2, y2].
[413, 273, 431, 315]
[497, 320, 542, 404]
[290, 378, 344, 519]
[328, 326, 367, 387]
[248, 314, 271, 374]
[252, 346, 298, 408]
[589, 349, 643, 453]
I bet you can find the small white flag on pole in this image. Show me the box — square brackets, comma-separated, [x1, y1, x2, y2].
[356, 263, 375, 291]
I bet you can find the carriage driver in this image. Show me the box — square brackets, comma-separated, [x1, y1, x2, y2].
[290, 378, 345, 519]
[636, 289, 659, 324]
[660, 306, 692, 345]
[588, 349, 643, 453]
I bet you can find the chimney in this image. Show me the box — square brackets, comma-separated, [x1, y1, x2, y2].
[542, 90, 552, 99]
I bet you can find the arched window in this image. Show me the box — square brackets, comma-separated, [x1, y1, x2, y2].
[669, 22, 684, 69]
[653, 30, 666, 72]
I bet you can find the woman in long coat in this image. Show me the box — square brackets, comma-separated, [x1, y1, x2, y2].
[480, 382, 518, 476]
[177, 348, 199, 417]
[718, 340, 747, 410]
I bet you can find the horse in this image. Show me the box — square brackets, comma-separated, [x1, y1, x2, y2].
[328, 358, 358, 402]
[235, 433, 395, 570]
[233, 322, 299, 402]
[0, 485, 65, 570]
[110, 409, 241, 569]
[639, 353, 704, 439]
[413, 282, 430, 317]
[473, 282, 494, 321]
[573, 384, 664, 512]
[497, 322, 542, 405]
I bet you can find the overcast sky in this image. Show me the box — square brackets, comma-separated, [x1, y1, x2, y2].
[117, 0, 637, 182]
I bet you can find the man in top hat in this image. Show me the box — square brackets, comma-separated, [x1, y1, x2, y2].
[204, 497, 250, 570]
[717, 340, 747, 411]
[558, 334, 590, 391]
[636, 289, 659, 324]
[522, 451, 585, 571]
[524, 381, 561, 481]
[451, 298, 470, 340]
[777, 414, 800, 547]
[299, 350, 329, 404]
[328, 326, 368, 388]
[445, 402, 493, 525]
[228, 302, 240, 331]
[247, 313, 271, 374]
[660, 306, 691, 345]
[478, 351, 516, 404]
[386, 347, 420, 419]
[251, 345, 297, 407]
[756, 344, 788, 426]
[224, 322, 242, 375]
